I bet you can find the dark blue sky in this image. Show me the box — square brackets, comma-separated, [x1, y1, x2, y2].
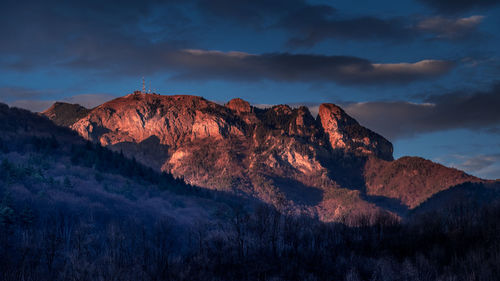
[1, 0, 500, 178]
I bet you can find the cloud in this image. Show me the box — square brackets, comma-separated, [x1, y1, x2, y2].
[0, 0, 189, 72]
[49, 46, 455, 85]
[441, 154, 500, 180]
[279, 13, 412, 47]
[60, 94, 116, 109]
[1, 85, 114, 112]
[341, 83, 500, 140]
[0, 0, 454, 86]
[198, 0, 487, 47]
[0, 0, 479, 78]
[198, 0, 414, 46]
[0, 87, 56, 101]
[1, 33, 455, 86]
[6, 94, 115, 112]
[475, 163, 500, 180]
[8, 100, 56, 113]
[196, 0, 297, 26]
[457, 154, 500, 172]
[416, 15, 485, 39]
[418, 0, 500, 13]
[169, 50, 454, 85]
[486, 127, 500, 135]
[257, 82, 500, 141]
[370, 60, 455, 80]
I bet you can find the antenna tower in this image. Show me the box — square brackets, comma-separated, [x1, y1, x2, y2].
[142, 77, 146, 94]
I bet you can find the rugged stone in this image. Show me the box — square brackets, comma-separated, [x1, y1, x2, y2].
[42, 93, 480, 221]
[226, 98, 252, 114]
[70, 93, 245, 147]
[318, 103, 393, 160]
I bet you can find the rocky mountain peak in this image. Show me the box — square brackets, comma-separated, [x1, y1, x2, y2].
[318, 103, 393, 160]
[319, 103, 345, 119]
[285, 106, 318, 137]
[271, 104, 293, 115]
[294, 106, 314, 125]
[226, 98, 252, 114]
[68, 93, 245, 147]
[43, 94, 394, 161]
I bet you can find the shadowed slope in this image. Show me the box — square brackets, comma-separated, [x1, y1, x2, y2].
[364, 156, 480, 209]
[0, 102, 251, 229]
[41, 102, 90, 127]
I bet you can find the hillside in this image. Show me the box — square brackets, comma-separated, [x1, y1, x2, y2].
[364, 156, 481, 209]
[0, 102, 245, 232]
[41, 102, 90, 127]
[42, 93, 486, 221]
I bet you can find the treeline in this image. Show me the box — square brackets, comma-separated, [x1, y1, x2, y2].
[1, 197, 499, 281]
[69, 140, 194, 194]
[0, 103, 200, 195]
[0, 134, 201, 196]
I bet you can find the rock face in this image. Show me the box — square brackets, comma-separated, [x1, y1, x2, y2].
[43, 93, 481, 222]
[318, 104, 393, 161]
[71, 93, 244, 147]
[226, 98, 252, 114]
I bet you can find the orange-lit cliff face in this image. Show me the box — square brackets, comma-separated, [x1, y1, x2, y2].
[43, 93, 480, 221]
[69, 93, 392, 158]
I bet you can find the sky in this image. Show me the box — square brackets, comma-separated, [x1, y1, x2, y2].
[1, 0, 499, 179]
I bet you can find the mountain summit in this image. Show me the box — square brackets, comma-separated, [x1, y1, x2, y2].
[43, 93, 480, 221]
[66, 93, 392, 157]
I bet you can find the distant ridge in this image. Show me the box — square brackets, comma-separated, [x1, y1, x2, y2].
[41, 102, 90, 127]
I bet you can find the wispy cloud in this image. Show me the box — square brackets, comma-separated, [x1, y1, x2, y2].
[0, 86, 58, 102]
[8, 100, 55, 113]
[438, 153, 500, 180]
[416, 15, 485, 39]
[5, 93, 115, 112]
[457, 154, 500, 172]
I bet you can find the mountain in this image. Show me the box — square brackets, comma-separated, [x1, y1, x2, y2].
[4, 100, 500, 281]
[42, 92, 487, 221]
[41, 102, 90, 127]
[0, 102, 241, 230]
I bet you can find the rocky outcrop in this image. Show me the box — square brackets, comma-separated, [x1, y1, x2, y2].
[70, 93, 245, 147]
[42, 93, 480, 221]
[226, 98, 252, 114]
[318, 103, 393, 161]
